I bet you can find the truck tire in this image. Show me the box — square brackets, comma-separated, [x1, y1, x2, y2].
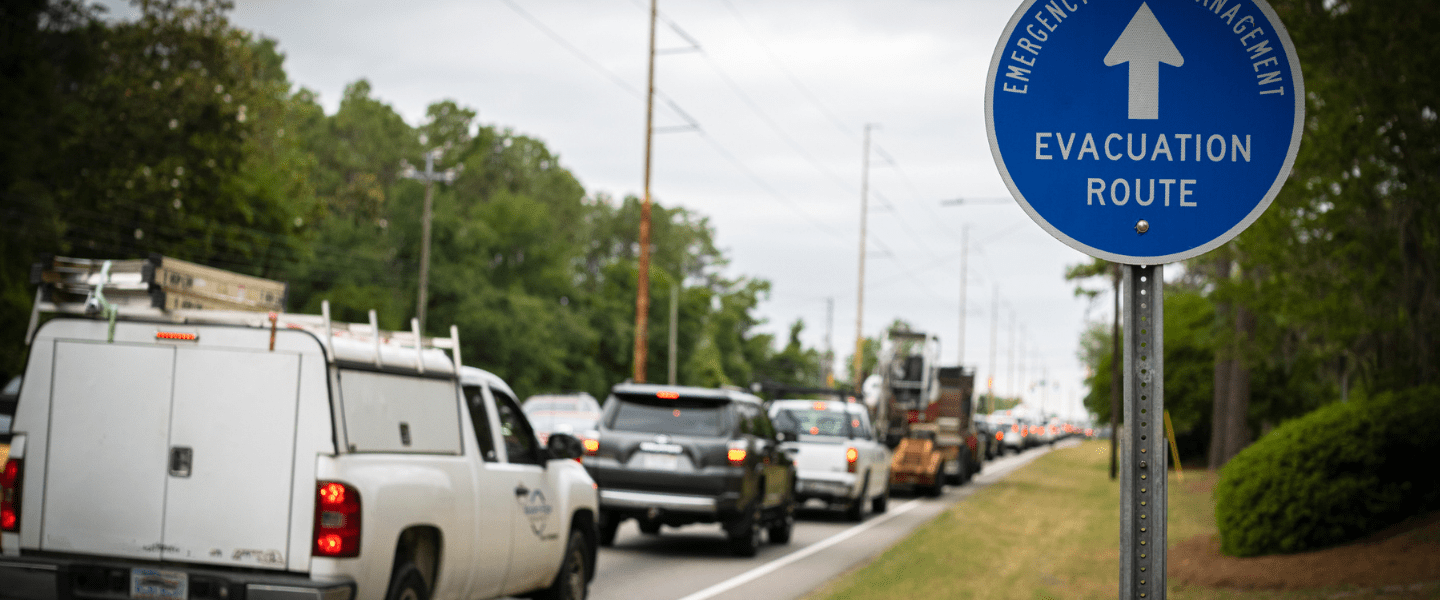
[532, 529, 592, 600]
[871, 482, 890, 514]
[727, 502, 763, 557]
[384, 564, 428, 600]
[844, 479, 869, 522]
[598, 511, 620, 547]
[946, 458, 967, 486]
[925, 467, 945, 497]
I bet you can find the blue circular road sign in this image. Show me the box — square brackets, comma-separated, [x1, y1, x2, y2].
[986, 0, 1304, 264]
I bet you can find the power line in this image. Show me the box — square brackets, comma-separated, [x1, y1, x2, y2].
[715, 0, 856, 142]
[500, 0, 844, 241]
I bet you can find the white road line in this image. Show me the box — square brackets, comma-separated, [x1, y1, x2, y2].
[672, 499, 924, 600]
[673, 439, 1083, 600]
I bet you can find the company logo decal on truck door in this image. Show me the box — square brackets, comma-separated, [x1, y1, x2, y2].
[519, 489, 555, 539]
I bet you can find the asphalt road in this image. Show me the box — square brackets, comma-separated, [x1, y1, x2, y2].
[587, 439, 1081, 600]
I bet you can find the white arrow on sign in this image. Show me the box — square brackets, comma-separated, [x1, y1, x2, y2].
[1104, 3, 1184, 120]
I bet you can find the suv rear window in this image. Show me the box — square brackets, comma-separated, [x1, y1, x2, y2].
[608, 396, 726, 437]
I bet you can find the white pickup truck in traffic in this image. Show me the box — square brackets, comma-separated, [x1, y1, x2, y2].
[767, 399, 891, 520]
[0, 256, 599, 600]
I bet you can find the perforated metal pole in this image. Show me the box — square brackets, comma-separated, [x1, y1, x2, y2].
[1120, 264, 1165, 599]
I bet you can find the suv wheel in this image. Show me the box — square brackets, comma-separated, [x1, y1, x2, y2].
[727, 502, 763, 557]
[767, 499, 794, 544]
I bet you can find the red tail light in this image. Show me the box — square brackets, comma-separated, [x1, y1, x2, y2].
[313, 481, 360, 558]
[727, 440, 748, 466]
[582, 438, 600, 455]
[995, 431, 1004, 441]
[845, 447, 859, 473]
[1011, 424, 1019, 433]
[1, 459, 21, 532]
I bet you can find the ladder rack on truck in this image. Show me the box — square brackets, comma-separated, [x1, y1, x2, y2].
[26, 255, 462, 371]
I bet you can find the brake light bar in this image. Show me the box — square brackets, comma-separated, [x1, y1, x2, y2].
[155, 331, 198, 341]
[313, 481, 361, 558]
[1, 459, 21, 532]
[656, 391, 680, 399]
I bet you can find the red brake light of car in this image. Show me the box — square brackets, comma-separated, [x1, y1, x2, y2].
[155, 331, 198, 341]
[656, 391, 680, 399]
[313, 481, 360, 558]
[813, 401, 828, 411]
[1, 459, 21, 532]
[582, 438, 600, 455]
[845, 447, 859, 473]
[995, 431, 1004, 441]
[1011, 424, 1019, 433]
[727, 440, 747, 466]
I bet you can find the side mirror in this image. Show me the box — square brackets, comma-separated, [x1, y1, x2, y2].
[546, 432, 585, 461]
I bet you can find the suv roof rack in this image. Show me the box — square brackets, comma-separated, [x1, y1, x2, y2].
[27, 255, 461, 372]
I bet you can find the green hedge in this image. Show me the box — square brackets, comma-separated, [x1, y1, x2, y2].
[1214, 386, 1440, 557]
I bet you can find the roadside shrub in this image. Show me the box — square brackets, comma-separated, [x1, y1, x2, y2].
[1215, 386, 1440, 557]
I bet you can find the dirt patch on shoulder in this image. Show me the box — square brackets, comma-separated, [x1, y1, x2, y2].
[1170, 512, 1440, 590]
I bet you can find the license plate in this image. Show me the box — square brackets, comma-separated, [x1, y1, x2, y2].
[131, 568, 187, 600]
[640, 452, 679, 470]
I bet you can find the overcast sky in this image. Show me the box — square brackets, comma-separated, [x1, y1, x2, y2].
[108, 0, 1110, 419]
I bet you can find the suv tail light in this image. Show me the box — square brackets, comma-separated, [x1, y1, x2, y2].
[1, 459, 21, 532]
[845, 447, 858, 473]
[727, 440, 747, 466]
[313, 481, 360, 558]
[582, 437, 600, 456]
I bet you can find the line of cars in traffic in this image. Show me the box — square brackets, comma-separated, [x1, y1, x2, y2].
[521, 384, 895, 557]
[975, 409, 1097, 459]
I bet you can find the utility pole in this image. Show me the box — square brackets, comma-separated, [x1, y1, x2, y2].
[852, 124, 874, 393]
[1008, 311, 1016, 402]
[825, 297, 835, 387]
[1018, 330, 1026, 408]
[988, 285, 999, 414]
[401, 148, 457, 334]
[958, 225, 969, 367]
[633, 0, 659, 383]
[668, 280, 678, 384]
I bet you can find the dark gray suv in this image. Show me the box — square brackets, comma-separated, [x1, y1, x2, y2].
[583, 383, 797, 557]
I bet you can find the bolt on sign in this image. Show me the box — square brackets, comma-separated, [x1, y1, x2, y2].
[986, 0, 1304, 265]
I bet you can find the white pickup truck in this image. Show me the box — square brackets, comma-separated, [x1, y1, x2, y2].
[0, 275, 598, 600]
[767, 399, 890, 521]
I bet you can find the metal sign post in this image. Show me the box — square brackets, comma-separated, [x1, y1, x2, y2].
[1120, 264, 1165, 598]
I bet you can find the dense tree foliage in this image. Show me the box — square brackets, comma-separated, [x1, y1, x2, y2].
[1070, 0, 1440, 465]
[0, 0, 824, 401]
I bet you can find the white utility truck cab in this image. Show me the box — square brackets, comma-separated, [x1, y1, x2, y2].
[0, 256, 599, 600]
